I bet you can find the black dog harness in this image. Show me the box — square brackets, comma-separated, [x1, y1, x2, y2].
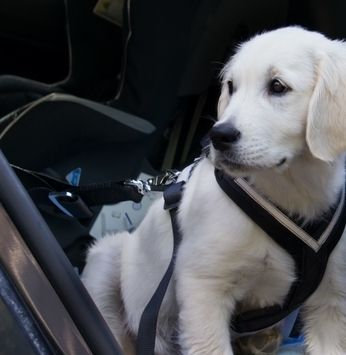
[136, 161, 346, 354]
[215, 169, 346, 334]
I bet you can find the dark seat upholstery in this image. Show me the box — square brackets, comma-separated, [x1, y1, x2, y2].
[0, 0, 122, 118]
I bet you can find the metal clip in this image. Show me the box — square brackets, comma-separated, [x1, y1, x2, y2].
[125, 179, 151, 196]
[147, 169, 181, 191]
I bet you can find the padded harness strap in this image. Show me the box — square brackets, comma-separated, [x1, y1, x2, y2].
[136, 181, 185, 355]
[214, 169, 346, 333]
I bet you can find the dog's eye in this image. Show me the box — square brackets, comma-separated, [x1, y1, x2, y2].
[269, 79, 288, 95]
[227, 80, 233, 95]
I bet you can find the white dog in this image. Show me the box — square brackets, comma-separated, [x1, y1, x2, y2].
[82, 27, 346, 355]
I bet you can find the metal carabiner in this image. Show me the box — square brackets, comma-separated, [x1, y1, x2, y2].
[147, 169, 181, 191]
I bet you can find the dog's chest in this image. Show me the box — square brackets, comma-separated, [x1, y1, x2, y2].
[176, 160, 296, 309]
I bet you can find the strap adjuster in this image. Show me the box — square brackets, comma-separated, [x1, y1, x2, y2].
[163, 181, 185, 210]
[48, 191, 93, 218]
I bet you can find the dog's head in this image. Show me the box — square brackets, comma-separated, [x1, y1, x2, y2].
[210, 27, 346, 177]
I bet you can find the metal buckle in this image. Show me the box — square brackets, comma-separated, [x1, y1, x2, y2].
[124, 170, 181, 195]
[124, 179, 151, 196]
[147, 169, 181, 191]
[48, 191, 93, 218]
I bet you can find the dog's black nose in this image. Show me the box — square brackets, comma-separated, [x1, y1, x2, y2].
[209, 124, 241, 152]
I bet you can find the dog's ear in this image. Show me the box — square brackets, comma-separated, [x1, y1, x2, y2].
[307, 46, 346, 161]
[217, 82, 229, 119]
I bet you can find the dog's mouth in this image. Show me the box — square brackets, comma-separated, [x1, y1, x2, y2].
[277, 157, 287, 167]
[212, 156, 260, 177]
[210, 148, 288, 177]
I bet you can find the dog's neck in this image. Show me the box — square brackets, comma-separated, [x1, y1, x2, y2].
[247, 151, 346, 223]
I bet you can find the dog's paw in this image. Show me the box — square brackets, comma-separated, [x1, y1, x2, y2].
[232, 328, 282, 355]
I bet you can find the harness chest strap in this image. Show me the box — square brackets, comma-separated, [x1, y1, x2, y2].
[214, 169, 346, 334]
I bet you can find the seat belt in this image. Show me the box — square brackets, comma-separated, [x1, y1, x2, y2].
[11, 165, 150, 219]
[11, 164, 182, 221]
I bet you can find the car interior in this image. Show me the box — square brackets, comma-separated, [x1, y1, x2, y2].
[0, 0, 345, 353]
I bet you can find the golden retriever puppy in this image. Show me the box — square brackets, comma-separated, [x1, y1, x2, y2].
[83, 27, 346, 355]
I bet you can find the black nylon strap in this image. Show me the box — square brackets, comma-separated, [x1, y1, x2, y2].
[136, 181, 184, 355]
[12, 165, 144, 218]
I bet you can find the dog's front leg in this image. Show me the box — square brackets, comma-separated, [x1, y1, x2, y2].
[175, 264, 240, 355]
[302, 240, 346, 355]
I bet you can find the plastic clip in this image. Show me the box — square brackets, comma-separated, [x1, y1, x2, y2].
[48, 191, 93, 218]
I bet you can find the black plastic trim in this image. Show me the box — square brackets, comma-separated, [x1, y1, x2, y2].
[0, 150, 123, 355]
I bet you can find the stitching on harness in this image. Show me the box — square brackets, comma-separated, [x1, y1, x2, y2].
[234, 178, 321, 252]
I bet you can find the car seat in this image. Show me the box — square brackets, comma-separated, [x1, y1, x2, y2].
[0, 0, 122, 118]
[0, 0, 289, 270]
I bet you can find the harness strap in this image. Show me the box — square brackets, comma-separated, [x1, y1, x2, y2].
[214, 169, 346, 334]
[136, 181, 185, 355]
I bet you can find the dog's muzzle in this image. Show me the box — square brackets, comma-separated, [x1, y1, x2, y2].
[209, 123, 241, 152]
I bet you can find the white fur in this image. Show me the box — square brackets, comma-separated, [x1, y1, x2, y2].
[82, 27, 346, 355]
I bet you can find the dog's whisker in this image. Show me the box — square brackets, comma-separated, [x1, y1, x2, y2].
[202, 114, 217, 123]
